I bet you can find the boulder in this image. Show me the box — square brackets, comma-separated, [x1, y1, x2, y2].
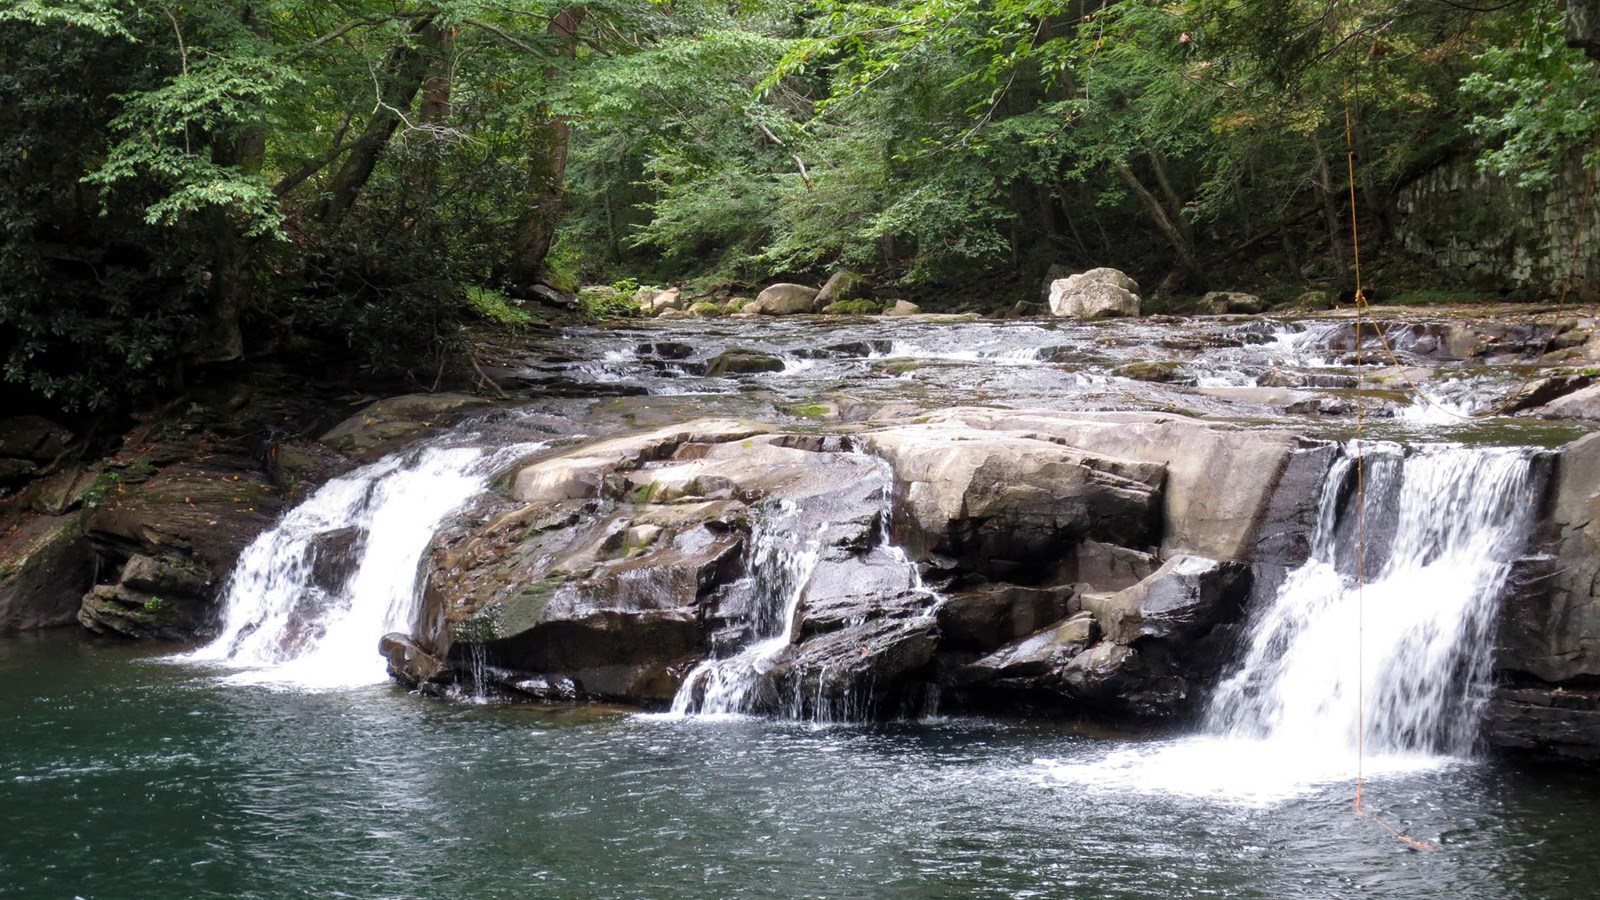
[884, 300, 921, 317]
[1530, 382, 1600, 421]
[429, 428, 895, 704]
[814, 271, 870, 307]
[1504, 373, 1595, 414]
[320, 393, 493, 455]
[0, 416, 72, 460]
[954, 611, 1098, 683]
[21, 464, 101, 516]
[649, 288, 684, 313]
[864, 424, 1164, 581]
[381, 632, 450, 687]
[1112, 361, 1186, 383]
[705, 349, 786, 376]
[1081, 555, 1251, 645]
[937, 583, 1077, 652]
[750, 283, 821, 315]
[1047, 268, 1141, 319]
[1201, 291, 1266, 315]
[0, 514, 93, 631]
[912, 409, 1308, 562]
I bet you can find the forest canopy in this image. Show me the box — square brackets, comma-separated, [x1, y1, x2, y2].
[2, 0, 1596, 411]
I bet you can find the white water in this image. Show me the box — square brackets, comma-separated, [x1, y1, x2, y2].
[669, 499, 824, 717]
[1038, 441, 1544, 803]
[183, 439, 542, 690]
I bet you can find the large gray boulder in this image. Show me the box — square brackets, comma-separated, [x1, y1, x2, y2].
[749, 283, 821, 315]
[864, 424, 1164, 581]
[1047, 268, 1141, 319]
[912, 409, 1309, 562]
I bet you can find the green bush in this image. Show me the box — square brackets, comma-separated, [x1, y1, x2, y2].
[465, 286, 536, 330]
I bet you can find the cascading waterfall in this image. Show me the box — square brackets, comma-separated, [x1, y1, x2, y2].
[1037, 440, 1547, 801]
[669, 499, 824, 716]
[183, 438, 542, 690]
[671, 457, 932, 720]
[1207, 442, 1545, 757]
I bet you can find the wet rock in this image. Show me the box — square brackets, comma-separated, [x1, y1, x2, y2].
[1201, 291, 1266, 315]
[1047, 268, 1141, 319]
[1082, 555, 1251, 645]
[937, 583, 1077, 652]
[815, 271, 870, 307]
[0, 514, 93, 631]
[953, 611, 1098, 682]
[78, 582, 211, 640]
[865, 424, 1164, 581]
[750, 283, 821, 315]
[884, 300, 921, 317]
[705, 349, 786, 376]
[1484, 686, 1600, 762]
[1503, 373, 1595, 414]
[637, 341, 696, 360]
[1529, 382, 1600, 421]
[510, 420, 772, 502]
[430, 429, 895, 704]
[769, 613, 939, 719]
[0, 416, 72, 461]
[1497, 433, 1600, 683]
[381, 632, 449, 686]
[1112, 361, 1186, 383]
[78, 459, 280, 639]
[320, 393, 493, 455]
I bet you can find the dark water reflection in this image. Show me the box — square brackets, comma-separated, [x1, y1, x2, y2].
[4, 631, 1598, 899]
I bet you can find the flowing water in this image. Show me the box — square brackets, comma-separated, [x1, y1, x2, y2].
[182, 437, 544, 689]
[9, 313, 1599, 897]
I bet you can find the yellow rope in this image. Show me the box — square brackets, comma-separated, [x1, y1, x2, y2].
[1344, 92, 1439, 852]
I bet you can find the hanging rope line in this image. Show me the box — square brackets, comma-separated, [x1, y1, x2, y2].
[1343, 92, 1440, 853]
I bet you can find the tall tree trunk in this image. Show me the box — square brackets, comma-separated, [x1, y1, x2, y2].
[1312, 136, 1350, 285]
[509, 7, 586, 287]
[1147, 150, 1193, 246]
[311, 18, 436, 230]
[1114, 160, 1204, 286]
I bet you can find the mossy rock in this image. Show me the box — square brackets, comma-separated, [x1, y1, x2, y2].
[823, 299, 884, 315]
[706, 349, 786, 376]
[687, 301, 725, 318]
[1112, 361, 1187, 383]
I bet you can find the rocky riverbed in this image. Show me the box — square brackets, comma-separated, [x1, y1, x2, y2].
[8, 305, 1600, 760]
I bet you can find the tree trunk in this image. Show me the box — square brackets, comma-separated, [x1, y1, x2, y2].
[1114, 160, 1204, 286]
[311, 18, 436, 230]
[1312, 137, 1350, 284]
[508, 7, 587, 286]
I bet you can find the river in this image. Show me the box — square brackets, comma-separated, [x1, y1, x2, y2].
[6, 310, 1600, 898]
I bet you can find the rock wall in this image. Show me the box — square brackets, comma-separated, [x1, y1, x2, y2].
[1394, 152, 1599, 299]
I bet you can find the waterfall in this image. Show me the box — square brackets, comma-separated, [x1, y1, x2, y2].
[1036, 440, 1547, 801]
[670, 456, 931, 720]
[669, 499, 825, 717]
[1206, 442, 1545, 757]
[183, 438, 541, 690]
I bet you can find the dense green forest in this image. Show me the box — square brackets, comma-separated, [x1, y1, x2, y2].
[2, 0, 1597, 413]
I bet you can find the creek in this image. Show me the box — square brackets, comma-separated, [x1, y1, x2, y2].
[6, 312, 1600, 897]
